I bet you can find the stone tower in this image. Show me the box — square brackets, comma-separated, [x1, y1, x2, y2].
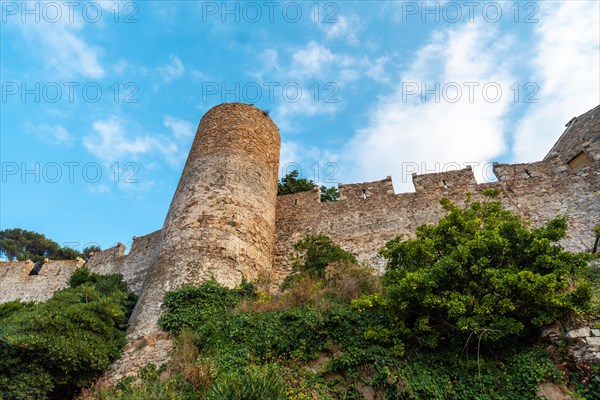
[128, 103, 280, 336]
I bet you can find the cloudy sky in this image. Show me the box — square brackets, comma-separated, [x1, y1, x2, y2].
[1, 0, 599, 252]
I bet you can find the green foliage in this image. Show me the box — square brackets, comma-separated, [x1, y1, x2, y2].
[319, 185, 340, 202]
[277, 170, 339, 202]
[0, 228, 62, 261]
[290, 235, 357, 279]
[277, 170, 315, 196]
[0, 267, 135, 399]
[208, 364, 286, 400]
[158, 279, 253, 333]
[80, 363, 201, 400]
[391, 346, 561, 399]
[0, 228, 101, 262]
[572, 364, 600, 400]
[83, 245, 102, 260]
[370, 195, 592, 352]
[80, 198, 598, 399]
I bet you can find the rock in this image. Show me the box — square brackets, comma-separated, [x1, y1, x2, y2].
[565, 327, 591, 338]
[586, 337, 600, 346]
[536, 382, 576, 400]
[591, 328, 600, 337]
[541, 326, 562, 343]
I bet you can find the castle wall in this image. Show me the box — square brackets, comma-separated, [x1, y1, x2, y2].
[274, 158, 599, 283]
[86, 229, 163, 295]
[0, 259, 85, 303]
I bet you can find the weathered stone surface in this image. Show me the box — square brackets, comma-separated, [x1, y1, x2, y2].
[541, 326, 563, 344]
[127, 103, 280, 339]
[566, 328, 592, 339]
[536, 382, 576, 400]
[586, 337, 600, 346]
[591, 328, 600, 337]
[86, 231, 162, 295]
[0, 258, 85, 303]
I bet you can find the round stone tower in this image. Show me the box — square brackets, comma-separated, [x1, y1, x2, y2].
[129, 103, 280, 336]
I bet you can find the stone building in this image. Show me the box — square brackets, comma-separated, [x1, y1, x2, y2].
[1, 102, 598, 377]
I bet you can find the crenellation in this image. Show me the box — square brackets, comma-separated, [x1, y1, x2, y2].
[339, 176, 395, 202]
[412, 166, 477, 193]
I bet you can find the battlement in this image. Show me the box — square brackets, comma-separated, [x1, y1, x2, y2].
[339, 176, 395, 201]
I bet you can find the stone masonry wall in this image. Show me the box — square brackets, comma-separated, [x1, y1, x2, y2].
[128, 103, 280, 338]
[274, 157, 599, 283]
[546, 105, 600, 164]
[0, 258, 85, 303]
[86, 230, 162, 295]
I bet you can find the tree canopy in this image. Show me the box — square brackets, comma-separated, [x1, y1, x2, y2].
[0, 228, 100, 262]
[277, 170, 339, 202]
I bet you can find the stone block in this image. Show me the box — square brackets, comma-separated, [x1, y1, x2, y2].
[565, 327, 591, 338]
[586, 337, 600, 346]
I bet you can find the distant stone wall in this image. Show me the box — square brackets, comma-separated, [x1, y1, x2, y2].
[86, 230, 162, 295]
[274, 157, 599, 283]
[0, 258, 85, 303]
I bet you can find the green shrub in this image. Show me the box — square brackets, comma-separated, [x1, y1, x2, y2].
[0, 267, 135, 399]
[355, 194, 592, 353]
[289, 235, 357, 280]
[392, 346, 561, 399]
[207, 364, 286, 400]
[158, 279, 250, 333]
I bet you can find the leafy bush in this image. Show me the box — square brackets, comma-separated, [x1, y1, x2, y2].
[158, 279, 252, 333]
[355, 193, 592, 353]
[391, 346, 562, 399]
[0, 267, 135, 399]
[324, 261, 381, 302]
[208, 364, 286, 400]
[290, 235, 357, 280]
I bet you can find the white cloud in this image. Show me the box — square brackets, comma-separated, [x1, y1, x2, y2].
[26, 123, 73, 145]
[344, 21, 515, 193]
[158, 56, 185, 82]
[17, 6, 105, 79]
[512, 1, 600, 162]
[164, 116, 196, 140]
[365, 56, 391, 84]
[83, 118, 157, 163]
[320, 15, 360, 45]
[83, 116, 194, 168]
[255, 42, 387, 130]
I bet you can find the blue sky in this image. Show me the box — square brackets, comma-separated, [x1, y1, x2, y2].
[1, 0, 599, 253]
